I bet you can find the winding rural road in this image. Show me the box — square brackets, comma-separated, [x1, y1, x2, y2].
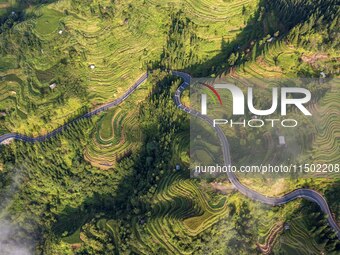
[0, 73, 148, 143]
[0, 70, 339, 239]
[172, 70, 340, 239]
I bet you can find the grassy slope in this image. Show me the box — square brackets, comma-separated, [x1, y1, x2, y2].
[0, 0, 338, 254]
[0, 0, 257, 136]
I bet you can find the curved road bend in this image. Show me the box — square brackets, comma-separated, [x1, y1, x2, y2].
[172, 70, 340, 239]
[0, 73, 148, 144]
[0, 70, 339, 239]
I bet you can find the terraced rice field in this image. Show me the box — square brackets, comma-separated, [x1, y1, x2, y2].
[311, 82, 340, 167]
[232, 40, 339, 163]
[84, 106, 141, 169]
[84, 77, 150, 169]
[276, 216, 324, 254]
[170, 131, 190, 165]
[235, 41, 295, 78]
[203, 38, 340, 200]
[0, 0, 258, 135]
[257, 222, 284, 255]
[130, 172, 228, 254]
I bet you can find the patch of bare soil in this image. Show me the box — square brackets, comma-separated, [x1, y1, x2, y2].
[210, 181, 235, 194]
[257, 222, 284, 255]
[301, 53, 329, 64]
[0, 3, 10, 9]
[70, 243, 82, 250]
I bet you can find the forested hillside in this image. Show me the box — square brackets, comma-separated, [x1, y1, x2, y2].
[0, 0, 339, 254]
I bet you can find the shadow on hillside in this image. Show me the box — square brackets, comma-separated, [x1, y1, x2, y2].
[51, 0, 271, 239]
[0, 0, 58, 32]
[51, 0, 334, 245]
[181, 0, 268, 77]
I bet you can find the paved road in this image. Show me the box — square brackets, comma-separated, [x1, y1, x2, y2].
[172, 70, 340, 239]
[0, 73, 148, 144]
[0, 70, 339, 239]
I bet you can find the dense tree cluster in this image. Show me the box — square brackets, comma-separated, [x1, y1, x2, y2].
[160, 11, 200, 70]
[0, 0, 338, 254]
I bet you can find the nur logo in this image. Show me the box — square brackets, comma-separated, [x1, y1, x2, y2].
[200, 83, 312, 116]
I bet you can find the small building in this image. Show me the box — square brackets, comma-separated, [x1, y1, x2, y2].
[267, 37, 274, 43]
[284, 223, 290, 231]
[49, 83, 57, 89]
[58, 30, 63, 35]
[279, 136, 286, 145]
[89, 64, 96, 69]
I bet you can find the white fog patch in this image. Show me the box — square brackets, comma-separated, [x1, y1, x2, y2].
[0, 168, 34, 255]
[0, 221, 33, 255]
